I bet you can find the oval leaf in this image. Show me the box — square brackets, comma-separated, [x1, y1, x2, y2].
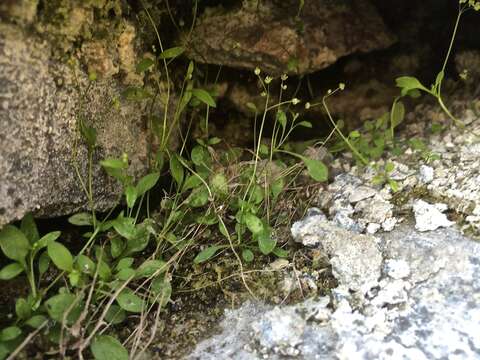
[47, 242, 73, 272]
[0, 263, 24, 280]
[256, 230, 276, 255]
[20, 213, 39, 244]
[192, 88, 216, 108]
[136, 259, 167, 278]
[91, 335, 129, 360]
[117, 289, 144, 313]
[194, 245, 222, 264]
[68, 213, 93, 226]
[0, 225, 30, 262]
[136, 172, 160, 197]
[245, 213, 264, 234]
[159, 46, 185, 59]
[303, 157, 328, 182]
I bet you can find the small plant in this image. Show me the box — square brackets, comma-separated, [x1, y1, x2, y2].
[394, 0, 480, 128]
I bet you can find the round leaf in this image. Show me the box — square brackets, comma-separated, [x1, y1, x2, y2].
[117, 289, 144, 313]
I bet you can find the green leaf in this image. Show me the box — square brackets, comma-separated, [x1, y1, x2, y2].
[150, 277, 172, 307]
[136, 57, 154, 73]
[38, 251, 50, 277]
[97, 261, 112, 281]
[0, 225, 30, 262]
[194, 246, 222, 264]
[112, 216, 136, 240]
[47, 242, 73, 272]
[395, 76, 429, 96]
[242, 249, 254, 262]
[25, 315, 47, 329]
[125, 186, 137, 209]
[186, 187, 209, 208]
[218, 221, 230, 239]
[302, 157, 328, 182]
[256, 230, 276, 255]
[122, 87, 152, 101]
[136, 259, 167, 278]
[20, 213, 39, 244]
[273, 247, 289, 258]
[125, 225, 151, 255]
[182, 175, 203, 192]
[191, 145, 210, 166]
[45, 293, 82, 323]
[104, 305, 126, 325]
[298, 121, 312, 128]
[0, 326, 21, 342]
[35, 231, 61, 251]
[169, 154, 184, 187]
[136, 172, 160, 197]
[391, 100, 405, 129]
[210, 173, 228, 196]
[77, 255, 95, 275]
[388, 179, 399, 193]
[115, 268, 135, 281]
[100, 158, 127, 170]
[116, 258, 134, 271]
[117, 289, 143, 313]
[91, 335, 129, 360]
[245, 213, 264, 234]
[68, 213, 93, 226]
[0, 263, 24, 280]
[15, 298, 31, 319]
[159, 46, 185, 59]
[192, 88, 216, 108]
[385, 162, 395, 173]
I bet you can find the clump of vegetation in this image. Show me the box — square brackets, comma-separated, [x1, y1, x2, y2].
[0, 0, 478, 358]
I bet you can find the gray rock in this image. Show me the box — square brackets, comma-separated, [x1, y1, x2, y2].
[188, 0, 395, 75]
[291, 216, 382, 293]
[0, 24, 156, 226]
[188, 224, 480, 360]
[412, 199, 454, 232]
[348, 185, 377, 203]
[418, 164, 434, 184]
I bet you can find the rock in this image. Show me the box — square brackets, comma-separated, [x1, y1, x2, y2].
[188, 0, 395, 75]
[0, 23, 158, 226]
[189, 224, 480, 360]
[412, 199, 454, 232]
[418, 164, 434, 184]
[251, 307, 306, 356]
[291, 216, 382, 293]
[348, 185, 377, 203]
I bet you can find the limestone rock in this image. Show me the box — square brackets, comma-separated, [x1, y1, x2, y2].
[0, 23, 153, 227]
[188, 0, 395, 75]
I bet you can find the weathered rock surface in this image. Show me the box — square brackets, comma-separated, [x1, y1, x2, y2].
[189, 0, 395, 75]
[0, 23, 152, 226]
[188, 221, 480, 359]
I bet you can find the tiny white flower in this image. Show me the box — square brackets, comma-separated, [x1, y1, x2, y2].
[254, 67, 261, 76]
[265, 76, 273, 84]
[281, 84, 287, 90]
[281, 74, 288, 81]
[261, 91, 267, 97]
[292, 98, 300, 105]
[339, 82, 346, 90]
[305, 102, 311, 110]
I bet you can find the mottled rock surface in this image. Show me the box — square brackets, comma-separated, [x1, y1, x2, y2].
[188, 222, 480, 359]
[189, 0, 395, 75]
[0, 23, 152, 226]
